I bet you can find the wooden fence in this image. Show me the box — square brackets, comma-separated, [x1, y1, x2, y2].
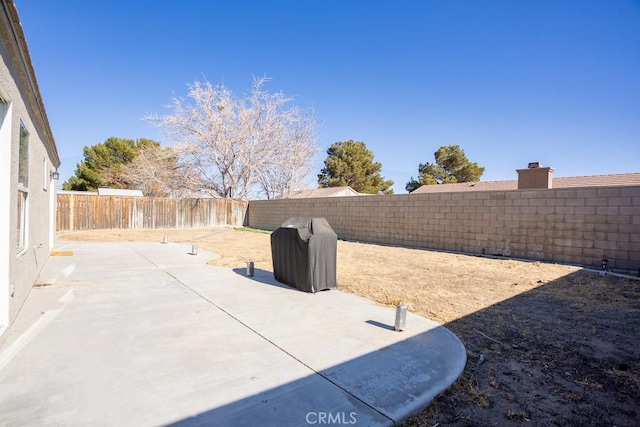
[57, 194, 247, 231]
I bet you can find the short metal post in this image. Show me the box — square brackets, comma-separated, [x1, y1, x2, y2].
[395, 304, 408, 331]
[246, 261, 254, 277]
[600, 258, 608, 276]
[191, 244, 198, 255]
[162, 235, 168, 244]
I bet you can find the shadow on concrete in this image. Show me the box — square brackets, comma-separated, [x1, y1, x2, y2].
[168, 325, 464, 427]
[172, 267, 640, 426]
[231, 267, 337, 296]
[365, 320, 396, 331]
[230, 267, 335, 294]
[231, 267, 296, 291]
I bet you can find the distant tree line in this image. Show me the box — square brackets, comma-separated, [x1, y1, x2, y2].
[64, 138, 484, 197]
[63, 78, 484, 198]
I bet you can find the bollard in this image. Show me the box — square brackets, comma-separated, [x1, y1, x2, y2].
[395, 304, 408, 331]
[191, 244, 198, 255]
[246, 261, 254, 277]
[162, 235, 168, 244]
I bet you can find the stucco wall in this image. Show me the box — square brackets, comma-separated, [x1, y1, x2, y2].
[247, 186, 640, 271]
[1, 3, 58, 333]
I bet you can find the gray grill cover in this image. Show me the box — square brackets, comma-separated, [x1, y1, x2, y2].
[271, 217, 337, 293]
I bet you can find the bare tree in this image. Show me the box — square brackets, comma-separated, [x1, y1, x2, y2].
[121, 144, 192, 197]
[257, 114, 317, 199]
[147, 77, 318, 199]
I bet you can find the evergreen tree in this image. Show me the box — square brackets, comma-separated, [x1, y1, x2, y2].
[318, 140, 394, 194]
[406, 145, 484, 192]
[62, 137, 160, 191]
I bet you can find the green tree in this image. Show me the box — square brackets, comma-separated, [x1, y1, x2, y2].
[406, 145, 485, 192]
[62, 137, 160, 191]
[318, 140, 394, 194]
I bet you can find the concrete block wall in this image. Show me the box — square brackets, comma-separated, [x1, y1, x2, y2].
[247, 186, 640, 270]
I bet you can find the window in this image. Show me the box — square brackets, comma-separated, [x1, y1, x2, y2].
[17, 122, 28, 187]
[17, 122, 29, 253]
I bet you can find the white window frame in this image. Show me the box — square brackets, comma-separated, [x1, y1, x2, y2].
[17, 121, 29, 254]
[17, 189, 28, 253]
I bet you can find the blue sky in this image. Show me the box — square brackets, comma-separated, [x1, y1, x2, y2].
[16, 0, 640, 194]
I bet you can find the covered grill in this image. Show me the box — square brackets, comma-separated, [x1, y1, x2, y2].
[270, 217, 337, 293]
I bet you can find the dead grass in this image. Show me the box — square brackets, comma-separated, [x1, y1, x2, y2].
[505, 410, 530, 421]
[58, 227, 579, 324]
[58, 227, 640, 426]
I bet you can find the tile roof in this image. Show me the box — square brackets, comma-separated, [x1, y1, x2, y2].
[411, 173, 640, 194]
[288, 186, 361, 199]
[553, 173, 640, 188]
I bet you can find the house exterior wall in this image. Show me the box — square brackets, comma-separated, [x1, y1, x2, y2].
[247, 186, 640, 271]
[1, 0, 60, 336]
[0, 92, 11, 333]
[333, 188, 358, 197]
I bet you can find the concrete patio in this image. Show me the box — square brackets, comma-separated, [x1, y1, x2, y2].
[0, 241, 466, 426]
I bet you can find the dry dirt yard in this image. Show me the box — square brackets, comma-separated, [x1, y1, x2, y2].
[58, 227, 640, 426]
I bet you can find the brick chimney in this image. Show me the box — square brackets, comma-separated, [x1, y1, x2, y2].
[517, 162, 554, 189]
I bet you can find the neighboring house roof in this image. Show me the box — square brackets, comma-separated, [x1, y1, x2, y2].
[58, 190, 98, 196]
[411, 180, 517, 194]
[289, 186, 361, 199]
[551, 173, 640, 188]
[1, 0, 59, 167]
[411, 173, 640, 194]
[97, 188, 144, 197]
